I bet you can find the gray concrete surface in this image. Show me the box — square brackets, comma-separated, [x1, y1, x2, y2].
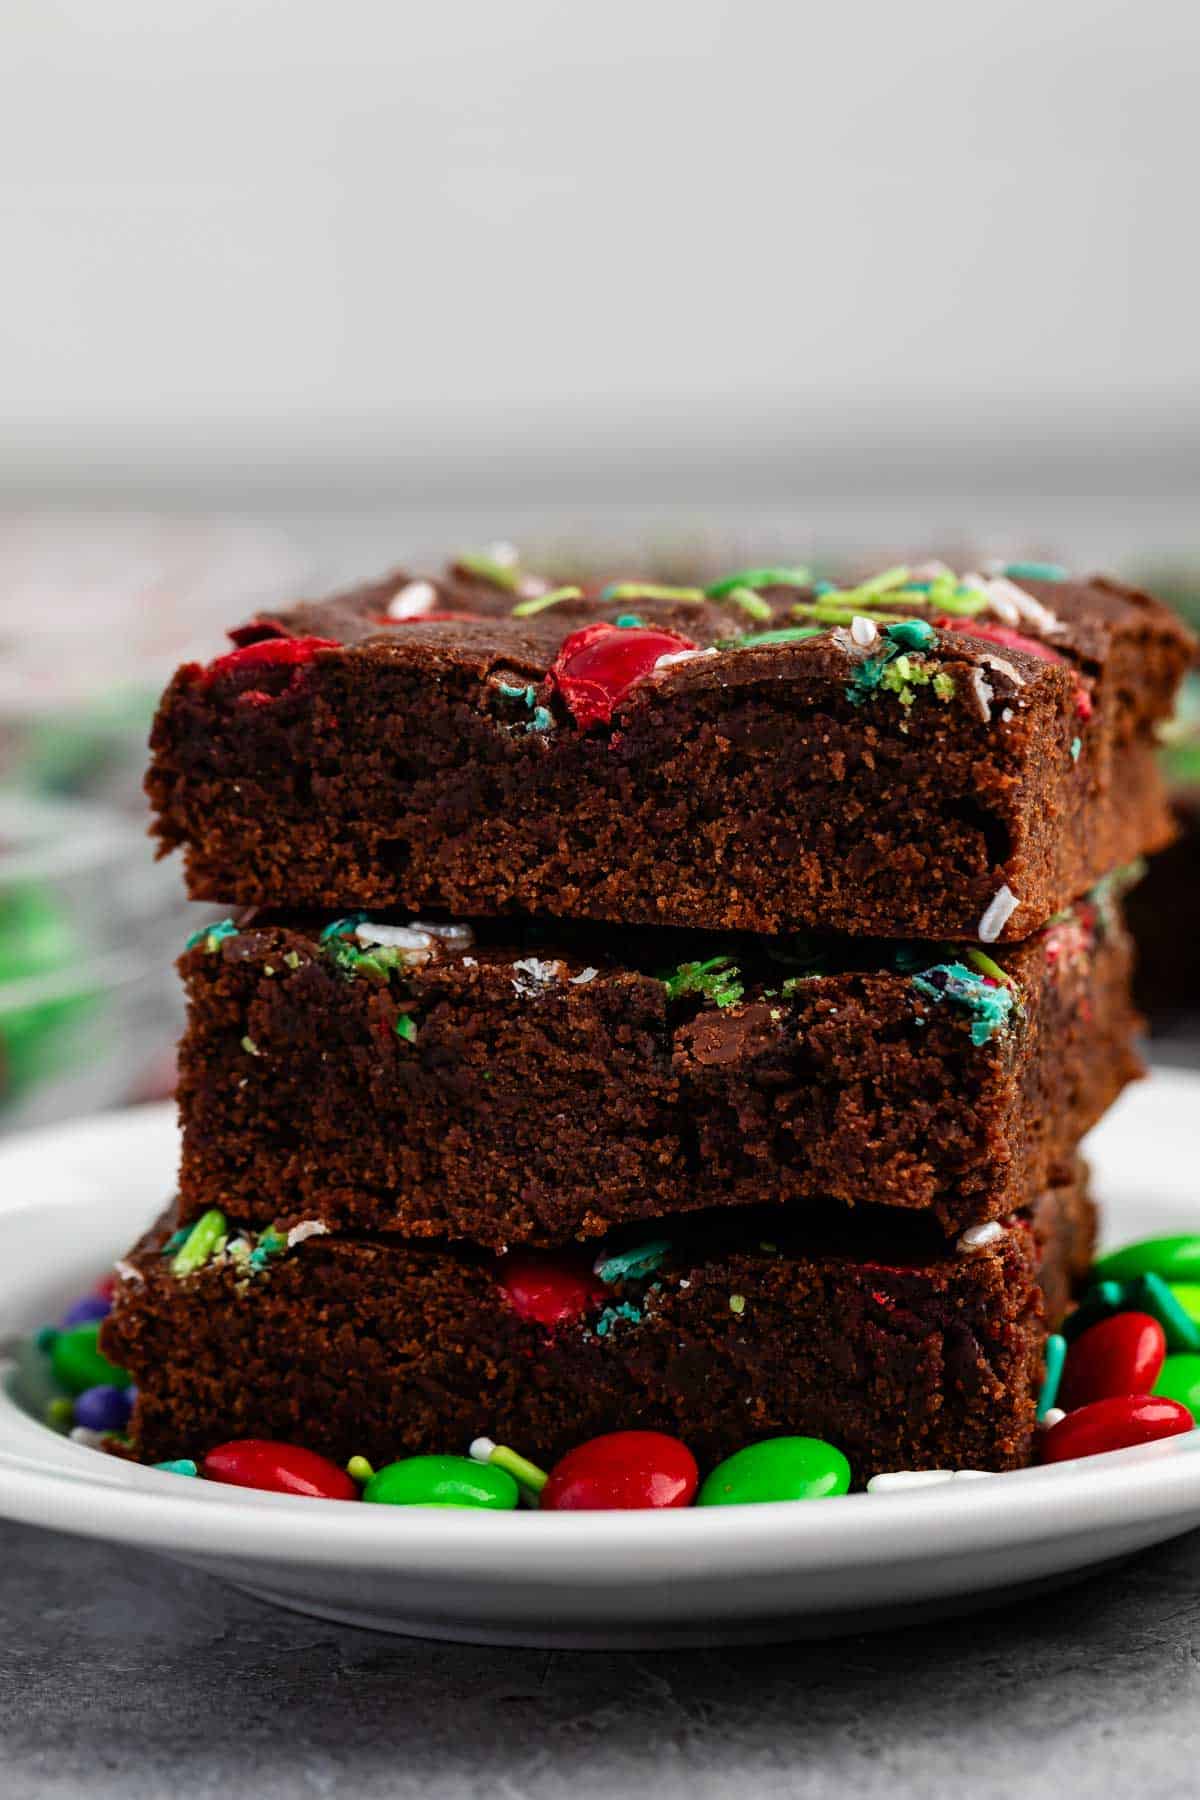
[4, 1515, 1200, 1799]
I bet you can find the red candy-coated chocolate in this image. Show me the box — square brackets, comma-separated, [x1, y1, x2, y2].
[1039, 1394, 1192, 1465]
[549, 622, 698, 728]
[496, 1252, 605, 1328]
[202, 1438, 359, 1499]
[205, 636, 340, 683]
[540, 1429, 699, 1510]
[1059, 1311, 1166, 1412]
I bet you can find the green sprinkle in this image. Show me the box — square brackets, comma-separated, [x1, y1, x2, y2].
[724, 586, 774, 623]
[614, 613, 645, 628]
[932, 671, 956, 701]
[1002, 561, 1068, 583]
[705, 565, 812, 598]
[283, 951, 302, 970]
[511, 585, 584, 618]
[154, 1459, 199, 1477]
[965, 948, 1017, 989]
[240, 1035, 260, 1057]
[476, 1441, 548, 1497]
[663, 955, 744, 1008]
[791, 599, 908, 626]
[719, 626, 824, 649]
[599, 583, 706, 604]
[855, 565, 911, 596]
[184, 918, 238, 953]
[594, 1240, 671, 1285]
[885, 618, 937, 651]
[346, 1454, 375, 1485]
[1070, 736, 1082, 761]
[729, 1293, 746, 1316]
[46, 1396, 74, 1431]
[394, 1014, 419, 1044]
[1037, 1334, 1067, 1419]
[457, 550, 523, 592]
[172, 1209, 228, 1278]
[320, 914, 368, 943]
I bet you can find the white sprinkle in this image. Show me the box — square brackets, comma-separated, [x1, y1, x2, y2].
[653, 647, 718, 673]
[1001, 706, 1014, 723]
[409, 920, 475, 949]
[286, 1220, 329, 1248]
[970, 667, 994, 722]
[355, 922, 435, 954]
[114, 1258, 142, 1285]
[485, 540, 520, 568]
[386, 580, 438, 621]
[461, 956, 478, 968]
[909, 559, 955, 579]
[469, 1436, 497, 1464]
[511, 956, 566, 997]
[1040, 1408, 1066, 1429]
[957, 1220, 1005, 1252]
[978, 884, 1019, 943]
[867, 1468, 993, 1492]
[988, 574, 1063, 638]
[69, 1427, 110, 1449]
[982, 653, 1025, 689]
[569, 966, 599, 985]
[850, 614, 879, 648]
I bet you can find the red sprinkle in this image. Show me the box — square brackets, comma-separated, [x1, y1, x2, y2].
[1059, 1312, 1166, 1411]
[202, 1438, 359, 1499]
[540, 1429, 699, 1510]
[1039, 1394, 1192, 1465]
[496, 1252, 606, 1328]
[549, 622, 698, 728]
[204, 636, 340, 683]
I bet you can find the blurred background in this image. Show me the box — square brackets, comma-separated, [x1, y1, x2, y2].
[1, 0, 1198, 1129]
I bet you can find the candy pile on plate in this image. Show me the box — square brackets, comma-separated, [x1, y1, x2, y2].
[32, 1233, 1200, 1509]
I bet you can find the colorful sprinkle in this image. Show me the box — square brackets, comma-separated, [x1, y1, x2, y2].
[999, 561, 1068, 583]
[911, 963, 1016, 1046]
[705, 565, 812, 598]
[662, 955, 744, 1008]
[511, 585, 584, 618]
[1037, 1334, 1067, 1418]
[594, 1241, 671, 1285]
[154, 1458, 199, 1477]
[599, 583, 706, 604]
[184, 918, 239, 953]
[171, 1209, 228, 1278]
[978, 885, 1019, 943]
[468, 1436, 549, 1499]
[884, 618, 937, 651]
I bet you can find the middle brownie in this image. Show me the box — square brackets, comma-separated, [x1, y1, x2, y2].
[175, 890, 1140, 1247]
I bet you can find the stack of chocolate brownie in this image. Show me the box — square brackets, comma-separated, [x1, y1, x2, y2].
[103, 556, 1194, 1484]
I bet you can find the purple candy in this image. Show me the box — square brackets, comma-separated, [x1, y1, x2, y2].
[60, 1295, 111, 1328]
[72, 1384, 133, 1433]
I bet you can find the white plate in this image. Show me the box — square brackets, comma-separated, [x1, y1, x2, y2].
[1, 1073, 1199, 1648]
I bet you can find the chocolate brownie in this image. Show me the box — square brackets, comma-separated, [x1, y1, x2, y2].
[172, 888, 1140, 1246]
[146, 557, 1193, 939]
[102, 1173, 1095, 1484]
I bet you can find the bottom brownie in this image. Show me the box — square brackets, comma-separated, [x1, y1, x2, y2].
[102, 1179, 1095, 1486]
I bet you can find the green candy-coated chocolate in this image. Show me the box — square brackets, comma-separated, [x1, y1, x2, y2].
[50, 1323, 131, 1397]
[1129, 1273, 1200, 1354]
[362, 1455, 519, 1510]
[1153, 1353, 1200, 1422]
[696, 1436, 851, 1506]
[1092, 1236, 1200, 1285]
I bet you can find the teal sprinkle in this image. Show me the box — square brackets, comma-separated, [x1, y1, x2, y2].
[1134, 1272, 1200, 1353]
[34, 1325, 59, 1353]
[1070, 736, 1082, 762]
[185, 917, 238, 952]
[900, 580, 933, 593]
[845, 643, 897, 704]
[160, 1227, 190, 1256]
[910, 963, 1016, 1046]
[497, 681, 535, 705]
[884, 618, 936, 651]
[320, 914, 368, 943]
[813, 579, 837, 594]
[595, 1301, 643, 1337]
[154, 1458, 199, 1477]
[248, 1226, 289, 1272]
[614, 614, 645, 628]
[595, 1240, 671, 1285]
[1002, 561, 1068, 583]
[525, 705, 555, 733]
[1037, 1334, 1066, 1419]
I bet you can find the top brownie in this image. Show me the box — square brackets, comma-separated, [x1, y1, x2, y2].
[147, 553, 1193, 939]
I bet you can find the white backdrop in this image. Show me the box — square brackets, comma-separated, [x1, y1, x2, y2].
[1, 0, 1197, 497]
